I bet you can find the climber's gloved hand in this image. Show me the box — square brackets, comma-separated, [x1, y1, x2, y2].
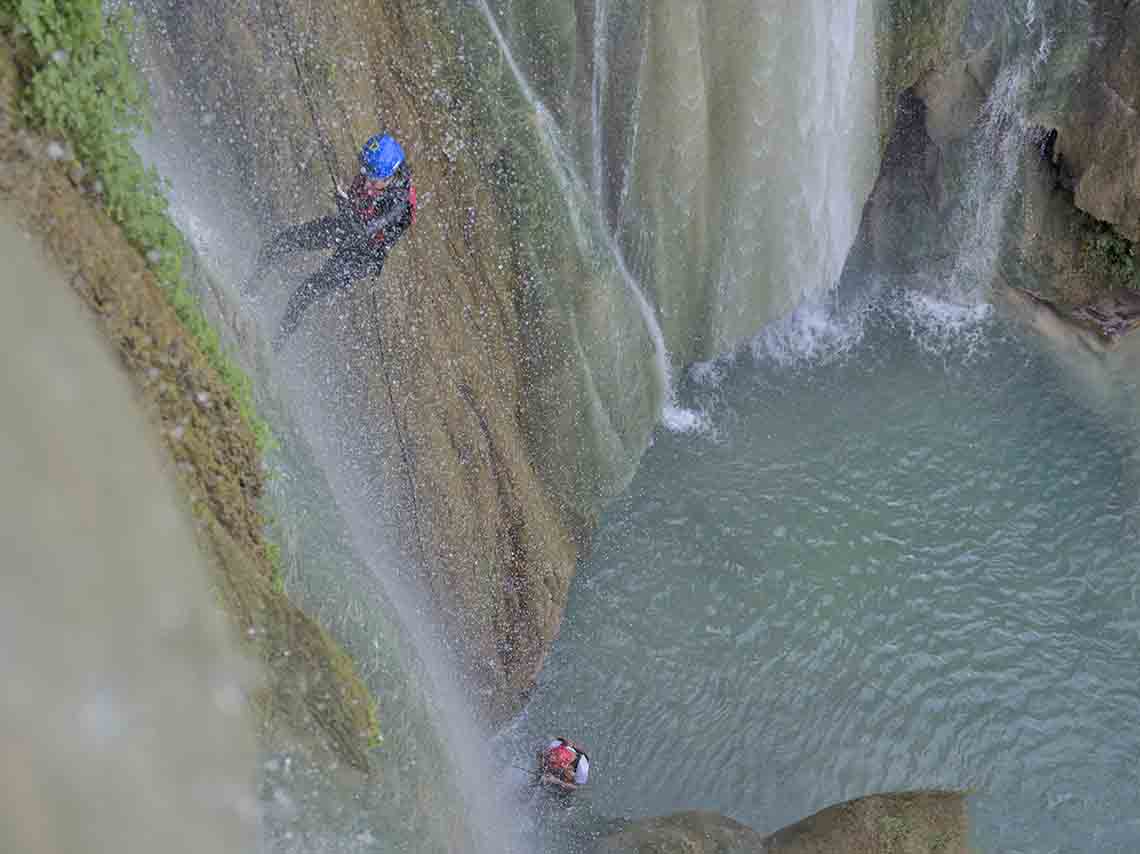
[333, 184, 351, 216]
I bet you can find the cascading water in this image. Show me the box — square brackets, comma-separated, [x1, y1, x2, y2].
[472, 0, 705, 432]
[480, 0, 882, 366]
[944, 2, 1054, 303]
[875, 0, 1091, 353]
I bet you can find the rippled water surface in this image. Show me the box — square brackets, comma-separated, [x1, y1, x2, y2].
[515, 304, 1140, 853]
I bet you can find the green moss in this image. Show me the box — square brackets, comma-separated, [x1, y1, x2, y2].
[879, 813, 912, 849]
[1083, 221, 1140, 290]
[206, 515, 381, 767]
[928, 829, 953, 852]
[876, 0, 968, 152]
[264, 539, 286, 594]
[325, 631, 383, 748]
[1, 0, 274, 453]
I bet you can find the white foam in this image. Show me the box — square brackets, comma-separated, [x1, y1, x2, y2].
[473, 0, 675, 418]
[688, 358, 729, 388]
[945, 0, 1055, 302]
[737, 283, 1000, 370]
[889, 289, 995, 358]
[750, 295, 867, 368]
[662, 402, 710, 434]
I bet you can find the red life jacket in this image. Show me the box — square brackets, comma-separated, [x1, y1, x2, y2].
[347, 169, 416, 249]
[546, 743, 576, 773]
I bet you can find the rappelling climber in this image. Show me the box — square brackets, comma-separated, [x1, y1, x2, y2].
[537, 737, 590, 792]
[248, 132, 417, 352]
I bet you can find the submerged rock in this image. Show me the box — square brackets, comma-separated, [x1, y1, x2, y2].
[597, 791, 968, 854]
[999, 286, 1114, 354]
[595, 810, 766, 853]
[761, 791, 968, 854]
[998, 282, 1140, 437]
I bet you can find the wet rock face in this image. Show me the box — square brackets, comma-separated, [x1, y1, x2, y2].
[135, 0, 583, 723]
[851, 1, 1140, 306]
[596, 791, 969, 854]
[1004, 1, 1140, 305]
[843, 3, 980, 282]
[843, 88, 948, 281]
[127, 0, 1140, 725]
[875, 0, 972, 153]
[1048, 0, 1140, 242]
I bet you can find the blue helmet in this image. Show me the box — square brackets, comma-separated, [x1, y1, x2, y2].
[360, 133, 405, 180]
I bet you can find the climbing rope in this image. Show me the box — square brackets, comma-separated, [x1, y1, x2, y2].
[270, 0, 341, 190]
[371, 288, 428, 565]
[269, 1, 428, 561]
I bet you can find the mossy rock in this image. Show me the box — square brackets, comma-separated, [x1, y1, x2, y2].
[0, 35, 378, 771]
[877, 0, 970, 153]
[597, 791, 969, 854]
[762, 791, 969, 853]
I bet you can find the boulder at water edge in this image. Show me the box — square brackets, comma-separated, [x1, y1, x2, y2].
[596, 790, 968, 854]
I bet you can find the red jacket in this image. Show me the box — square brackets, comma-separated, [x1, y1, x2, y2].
[346, 163, 416, 252]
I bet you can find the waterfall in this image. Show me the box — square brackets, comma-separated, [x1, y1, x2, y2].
[474, 0, 883, 418]
[472, 0, 695, 429]
[945, 0, 1056, 302]
[480, 1, 882, 365]
[822, 0, 1090, 355]
[590, 0, 610, 207]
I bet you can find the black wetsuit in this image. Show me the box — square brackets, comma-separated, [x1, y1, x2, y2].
[254, 162, 416, 350]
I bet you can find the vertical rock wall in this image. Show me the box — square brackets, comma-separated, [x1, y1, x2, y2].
[134, 0, 609, 721]
[853, 0, 1140, 311]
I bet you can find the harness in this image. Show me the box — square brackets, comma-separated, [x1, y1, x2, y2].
[348, 170, 417, 249]
[543, 737, 589, 784]
[555, 736, 588, 764]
